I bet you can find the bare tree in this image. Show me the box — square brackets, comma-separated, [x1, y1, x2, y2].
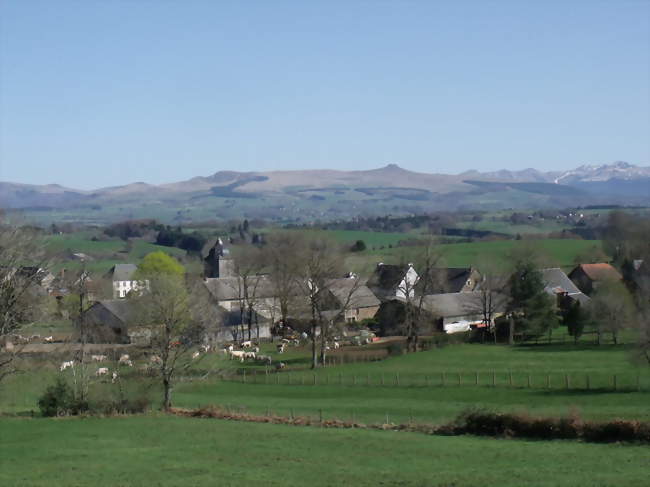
[589, 280, 635, 345]
[231, 245, 264, 343]
[0, 222, 49, 384]
[293, 236, 344, 369]
[468, 259, 508, 343]
[263, 232, 302, 335]
[134, 266, 200, 410]
[398, 242, 444, 352]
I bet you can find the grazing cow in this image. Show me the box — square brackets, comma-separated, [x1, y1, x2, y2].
[275, 362, 286, 370]
[118, 354, 130, 365]
[95, 367, 109, 377]
[111, 372, 119, 383]
[60, 361, 74, 371]
[226, 344, 234, 352]
[229, 350, 246, 362]
[192, 351, 201, 359]
[44, 336, 53, 343]
[277, 343, 285, 354]
[243, 351, 256, 361]
[333, 341, 340, 350]
[200, 345, 211, 353]
[257, 354, 272, 365]
[30, 334, 41, 342]
[241, 341, 252, 348]
[281, 338, 290, 344]
[252, 346, 259, 354]
[292, 339, 300, 346]
[121, 359, 133, 367]
[91, 354, 107, 362]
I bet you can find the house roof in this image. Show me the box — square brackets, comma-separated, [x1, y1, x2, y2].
[574, 263, 622, 282]
[95, 299, 132, 324]
[328, 278, 381, 309]
[106, 264, 138, 282]
[203, 275, 276, 302]
[201, 237, 229, 259]
[541, 268, 590, 304]
[541, 268, 583, 295]
[420, 267, 477, 294]
[367, 264, 412, 292]
[421, 292, 497, 318]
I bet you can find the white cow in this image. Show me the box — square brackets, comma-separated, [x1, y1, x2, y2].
[200, 345, 211, 353]
[91, 354, 107, 362]
[118, 354, 130, 365]
[277, 343, 286, 354]
[111, 371, 119, 383]
[333, 341, 340, 350]
[192, 351, 201, 359]
[252, 346, 260, 354]
[95, 367, 109, 376]
[243, 351, 256, 361]
[241, 341, 252, 348]
[229, 350, 246, 362]
[257, 354, 272, 365]
[44, 336, 53, 343]
[60, 361, 74, 371]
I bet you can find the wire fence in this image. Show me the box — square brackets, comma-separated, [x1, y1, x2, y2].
[221, 369, 650, 392]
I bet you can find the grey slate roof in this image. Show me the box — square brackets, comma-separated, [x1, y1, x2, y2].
[328, 278, 381, 309]
[419, 267, 476, 294]
[106, 264, 138, 282]
[421, 292, 490, 318]
[95, 299, 133, 323]
[367, 264, 410, 293]
[203, 275, 276, 301]
[541, 268, 590, 304]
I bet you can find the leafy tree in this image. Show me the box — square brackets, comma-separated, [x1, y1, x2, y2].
[563, 301, 591, 345]
[507, 252, 558, 343]
[136, 252, 184, 279]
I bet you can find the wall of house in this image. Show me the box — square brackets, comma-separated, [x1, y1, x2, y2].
[396, 267, 419, 299]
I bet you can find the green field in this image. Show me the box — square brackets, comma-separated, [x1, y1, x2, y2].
[1, 415, 648, 487]
[347, 238, 606, 273]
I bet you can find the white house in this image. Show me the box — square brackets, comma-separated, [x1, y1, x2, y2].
[105, 264, 144, 299]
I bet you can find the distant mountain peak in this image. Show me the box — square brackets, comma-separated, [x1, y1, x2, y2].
[554, 161, 650, 184]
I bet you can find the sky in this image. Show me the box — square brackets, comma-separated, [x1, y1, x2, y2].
[1, 0, 649, 189]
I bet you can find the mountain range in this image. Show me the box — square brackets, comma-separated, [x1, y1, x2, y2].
[1, 162, 648, 223]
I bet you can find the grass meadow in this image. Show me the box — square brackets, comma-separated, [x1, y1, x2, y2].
[2, 415, 649, 487]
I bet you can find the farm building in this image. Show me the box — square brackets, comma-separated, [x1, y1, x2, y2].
[419, 267, 482, 294]
[202, 238, 234, 278]
[569, 263, 622, 296]
[540, 268, 590, 308]
[83, 299, 134, 344]
[327, 277, 381, 322]
[367, 263, 419, 300]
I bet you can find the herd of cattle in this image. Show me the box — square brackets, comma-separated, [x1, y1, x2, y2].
[57, 337, 347, 380]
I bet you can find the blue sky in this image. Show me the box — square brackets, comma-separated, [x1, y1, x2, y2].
[1, 0, 648, 189]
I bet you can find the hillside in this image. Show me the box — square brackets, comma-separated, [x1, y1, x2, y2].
[2, 162, 648, 224]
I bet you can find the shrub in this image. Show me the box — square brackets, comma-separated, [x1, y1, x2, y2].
[387, 342, 405, 356]
[37, 377, 73, 417]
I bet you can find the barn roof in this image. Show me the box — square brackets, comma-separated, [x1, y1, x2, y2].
[328, 278, 380, 309]
[367, 264, 412, 292]
[574, 263, 622, 282]
[419, 267, 477, 294]
[421, 292, 500, 318]
[203, 275, 276, 301]
[541, 268, 590, 304]
[94, 299, 133, 324]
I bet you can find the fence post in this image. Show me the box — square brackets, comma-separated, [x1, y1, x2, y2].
[492, 371, 496, 387]
[396, 373, 400, 387]
[613, 374, 617, 391]
[475, 371, 479, 386]
[527, 374, 531, 389]
[366, 373, 370, 386]
[301, 375, 304, 386]
[276, 373, 280, 385]
[442, 371, 446, 387]
[313, 374, 316, 386]
[319, 409, 323, 424]
[385, 412, 389, 425]
[586, 374, 590, 390]
[339, 373, 342, 385]
[381, 373, 385, 386]
[409, 408, 413, 424]
[266, 405, 270, 417]
[637, 374, 640, 392]
[425, 375, 429, 387]
[508, 371, 513, 387]
[458, 372, 462, 386]
[565, 374, 569, 390]
[290, 408, 294, 420]
[546, 374, 550, 389]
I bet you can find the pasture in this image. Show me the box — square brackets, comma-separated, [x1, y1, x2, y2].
[1, 415, 648, 487]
